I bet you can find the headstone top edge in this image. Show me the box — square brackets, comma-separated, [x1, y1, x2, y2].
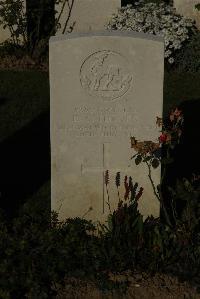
[49, 31, 164, 44]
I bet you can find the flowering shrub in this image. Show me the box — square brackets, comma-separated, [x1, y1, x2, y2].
[158, 107, 183, 147]
[130, 106, 184, 177]
[106, 1, 197, 64]
[130, 106, 184, 226]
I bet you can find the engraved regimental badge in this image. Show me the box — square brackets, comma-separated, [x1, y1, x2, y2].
[80, 50, 133, 100]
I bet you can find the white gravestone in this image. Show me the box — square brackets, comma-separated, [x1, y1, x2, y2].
[0, 26, 11, 44]
[174, 0, 200, 29]
[55, 0, 121, 34]
[49, 31, 164, 223]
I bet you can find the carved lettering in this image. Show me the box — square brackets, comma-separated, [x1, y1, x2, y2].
[62, 105, 140, 137]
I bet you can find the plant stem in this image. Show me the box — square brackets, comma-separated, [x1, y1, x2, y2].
[145, 160, 160, 201]
[145, 160, 172, 227]
[62, 0, 75, 34]
[55, 0, 68, 31]
[106, 185, 111, 214]
[117, 187, 120, 203]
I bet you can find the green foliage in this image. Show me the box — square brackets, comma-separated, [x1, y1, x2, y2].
[0, 0, 49, 60]
[168, 178, 200, 231]
[130, 106, 185, 227]
[0, 0, 27, 46]
[195, 3, 200, 11]
[135, 155, 142, 165]
[0, 174, 200, 297]
[0, 0, 74, 62]
[171, 32, 200, 73]
[0, 208, 101, 298]
[98, 199, 144, 271]
[0, 39, 26, 58]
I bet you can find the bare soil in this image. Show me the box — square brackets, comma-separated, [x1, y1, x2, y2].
[55, 271, 200, 299]
[0, 55, 48, 72]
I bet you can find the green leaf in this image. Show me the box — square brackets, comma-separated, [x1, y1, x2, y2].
[195, 3, 200, 10]
[143, 156, 152, 162]
[138, 215, 143, 236]
[135, 155, 142, 165]
[183, 178, 194, 192]
[130, 153, 137, 160]
[107, 214, 113, 232]
[151, 158, 160, 168]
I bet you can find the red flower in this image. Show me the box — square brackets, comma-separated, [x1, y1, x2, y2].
[159, 133, 167, 143]
[174, 108, 182, 118]
[169, 107, 182, 122]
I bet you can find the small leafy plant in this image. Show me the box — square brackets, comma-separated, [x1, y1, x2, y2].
[97, 170, 144, 271]
[0, 0, 27, 46]
[0, 0, 76, 62]
[128, 105, 200, 240]
[195, 3, 200, 11]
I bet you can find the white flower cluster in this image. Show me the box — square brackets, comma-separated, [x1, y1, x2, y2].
[106, 1, 197, 64]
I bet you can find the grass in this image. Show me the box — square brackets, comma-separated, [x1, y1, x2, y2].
[0, 70, 49, 142]
[19, 180, 51, 216]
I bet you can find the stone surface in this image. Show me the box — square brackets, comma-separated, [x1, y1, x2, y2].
[49, 31, 164, 224]
[0, 26, 10, 44]
[55, 0, 121, 34]
[174, 0, 200, 29]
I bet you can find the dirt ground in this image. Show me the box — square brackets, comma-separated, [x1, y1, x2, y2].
[0, 55, 49, 72]
[55, 271, 200, 299]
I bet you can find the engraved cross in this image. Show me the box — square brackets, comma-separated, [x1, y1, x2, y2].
[81, 143, 131, 213]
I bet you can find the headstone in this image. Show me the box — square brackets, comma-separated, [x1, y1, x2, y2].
[55, 0, 121, 34]
[0, 26, 10, 44]
[174, 0, 200, 29]
[49, 31, 164, 223]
